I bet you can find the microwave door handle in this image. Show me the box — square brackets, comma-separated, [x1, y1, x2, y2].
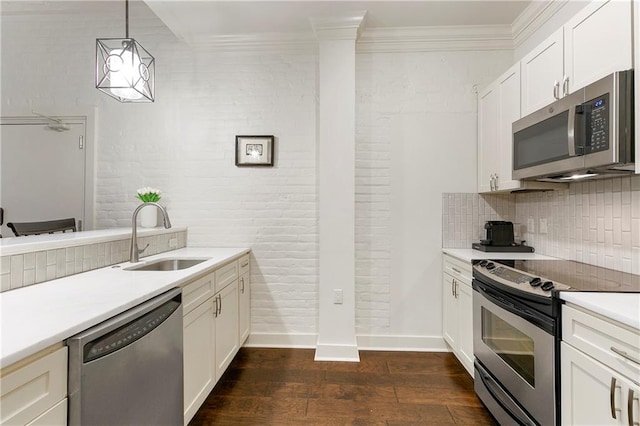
[567, 105, 577, 156]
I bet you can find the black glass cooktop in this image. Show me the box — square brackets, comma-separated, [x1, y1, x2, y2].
[492, 259, 640, 293]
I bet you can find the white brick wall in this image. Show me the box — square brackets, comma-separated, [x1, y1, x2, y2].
[2, 2, 319, 335]
[355, 50, 513, 339]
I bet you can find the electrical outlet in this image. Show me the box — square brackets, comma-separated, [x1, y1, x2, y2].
[169, 238, 178, 249]
[527, 217, 535, 233]
[333, 289, 343, 304]
[539, 218, 548, 234]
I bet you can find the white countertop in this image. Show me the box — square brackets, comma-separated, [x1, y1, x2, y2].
[442, 248, 559, 263]
[561, 292, 640, 330]
[0, 247, 249, 368]
[0, 226, 188, 256]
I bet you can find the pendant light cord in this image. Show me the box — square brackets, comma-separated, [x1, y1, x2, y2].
[125, 0, 129, 39]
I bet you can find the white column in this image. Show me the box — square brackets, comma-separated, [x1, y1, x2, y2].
[311, 13, 365, 362]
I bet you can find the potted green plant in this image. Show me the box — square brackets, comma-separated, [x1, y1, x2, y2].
[136, 187, 162, 227]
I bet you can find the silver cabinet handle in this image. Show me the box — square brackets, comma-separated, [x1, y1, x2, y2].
[553, 80, 560, 100]
[489, 175, 494, 191]
[451, 279, 455, 297]
[494, 174, 499, 190]
[455, 280, 458, 298]
[611, 377, 619, 419]
[611, 347, 640, 366]
[214, 296, 219, 318]
[451, 267, 461, 274]
[241, 277, 245, 294]
[628, 388, 637, 426]
[218, 294, 222, 315]
[562, 75, 570, 97]
[241, 261, 249, 268]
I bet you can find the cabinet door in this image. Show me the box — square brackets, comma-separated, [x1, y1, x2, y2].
[561, 342, 625, 425]
[442, 273, 458, 350]
[496, 63, 522, 192]
[477, 83, 499, 193]
[215, 280, 240, 381]
[239, 272, 251, 344]
[521, 28, 564, 116]
[456, 280, 474, 376]
[565, 0, 632, 93]
[183, 299, 216, 425]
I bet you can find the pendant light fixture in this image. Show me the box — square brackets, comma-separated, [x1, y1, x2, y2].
[96, 0, 155, 102]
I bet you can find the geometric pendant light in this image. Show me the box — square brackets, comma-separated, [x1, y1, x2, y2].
[96, 0, 155, 102]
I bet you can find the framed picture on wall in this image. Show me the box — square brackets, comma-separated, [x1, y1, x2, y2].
[235, 135, 275, 167]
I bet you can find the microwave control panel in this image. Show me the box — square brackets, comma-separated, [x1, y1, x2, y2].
[583, 93, 610, 154]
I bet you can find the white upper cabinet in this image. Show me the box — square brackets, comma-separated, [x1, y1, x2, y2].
[477, 83, 499, 193]
[521, 0, 632, 117]
[521, 28, 564, 116]
[496, 64, 523, 192]
[565, 0, 633, 93]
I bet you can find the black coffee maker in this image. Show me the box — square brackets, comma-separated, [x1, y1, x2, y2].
[472, 221, 534, 252]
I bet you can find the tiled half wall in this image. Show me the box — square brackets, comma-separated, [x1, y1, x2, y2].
[0, 230, 187, 292]
[443, 175, 640, 274]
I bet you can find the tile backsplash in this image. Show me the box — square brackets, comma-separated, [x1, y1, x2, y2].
[444, 175, 640, 274]
[442, 193, 516, 248]
[0, 230, 187, 292]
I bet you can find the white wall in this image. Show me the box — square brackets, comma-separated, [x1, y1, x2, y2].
[1, 2, 512, 348]
[354, 50, 512, 346]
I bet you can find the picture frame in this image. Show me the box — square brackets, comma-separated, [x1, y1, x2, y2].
[235, 135, 275, 167]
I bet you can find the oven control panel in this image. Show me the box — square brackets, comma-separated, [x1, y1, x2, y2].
[474, 260, 571, 297]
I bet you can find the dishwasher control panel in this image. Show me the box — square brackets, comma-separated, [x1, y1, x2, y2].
[83, 298, 180, 362]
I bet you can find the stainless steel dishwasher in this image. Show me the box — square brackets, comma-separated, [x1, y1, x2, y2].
[67, 287, 183, 426]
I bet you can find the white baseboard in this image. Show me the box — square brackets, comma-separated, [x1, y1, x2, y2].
[356, 335, 449, 352]
[314, 342, 360, 362]
[244, 332, 317, 348]
[244, 332, 449, 352]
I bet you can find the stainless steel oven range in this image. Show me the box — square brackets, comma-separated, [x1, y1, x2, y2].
[472, 259, 640, 425]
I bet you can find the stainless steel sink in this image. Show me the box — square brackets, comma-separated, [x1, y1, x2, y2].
[125, 258, 210, 271]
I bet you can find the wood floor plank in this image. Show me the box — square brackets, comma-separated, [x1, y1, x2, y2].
[189, 348, 497, 425]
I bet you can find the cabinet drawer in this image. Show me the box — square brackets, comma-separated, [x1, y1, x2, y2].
[215, 261, 238, 293]
[563, 304, 640, 383]
[182, 272, 215, 315]
[0, 346, 67, 425]
[443, 254, 472, 284]
[238, 254, 250, 276]
[25, 398, 67, 426]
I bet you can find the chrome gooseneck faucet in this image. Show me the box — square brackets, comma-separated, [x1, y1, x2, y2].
[130, 202, 172, 263]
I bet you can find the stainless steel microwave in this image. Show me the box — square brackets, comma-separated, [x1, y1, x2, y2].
[512, 70, 634, 182]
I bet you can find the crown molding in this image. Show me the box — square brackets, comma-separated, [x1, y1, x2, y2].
[309, 11, 367, 40]
[357, 25, 513, 53]
[512, 0, 569, 48]
[189, 32, 318, 54]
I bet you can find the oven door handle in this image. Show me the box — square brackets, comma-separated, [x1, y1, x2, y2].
[474, 282, 554, 334]
[477, 366, 538, 426]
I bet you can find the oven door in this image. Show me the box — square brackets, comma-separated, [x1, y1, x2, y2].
[473, 282, 555, 426]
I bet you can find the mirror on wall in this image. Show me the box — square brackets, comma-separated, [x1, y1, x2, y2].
[0, 115, 95, 239]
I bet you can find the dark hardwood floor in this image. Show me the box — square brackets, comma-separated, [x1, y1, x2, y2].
[189, 348, 497, 425]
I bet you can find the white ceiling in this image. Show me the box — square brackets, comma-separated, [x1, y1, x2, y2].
[144, 1, 533, 44]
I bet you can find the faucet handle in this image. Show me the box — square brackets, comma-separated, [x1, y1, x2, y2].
[138, 243, 150, 255]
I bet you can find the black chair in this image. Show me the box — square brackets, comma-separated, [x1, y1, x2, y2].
[7, 218, 76, 236]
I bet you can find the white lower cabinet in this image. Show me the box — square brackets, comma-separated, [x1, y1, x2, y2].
[0, 346, 67, 426]
[182, 255, 250, 426]
[239, 271, 251, 344]
[561, 304, 640, 425]
[215, 280, 239, 381]
[442, 254, 473, 376]
[562, 342, 640, 425]
[183, 297, 217, 425]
